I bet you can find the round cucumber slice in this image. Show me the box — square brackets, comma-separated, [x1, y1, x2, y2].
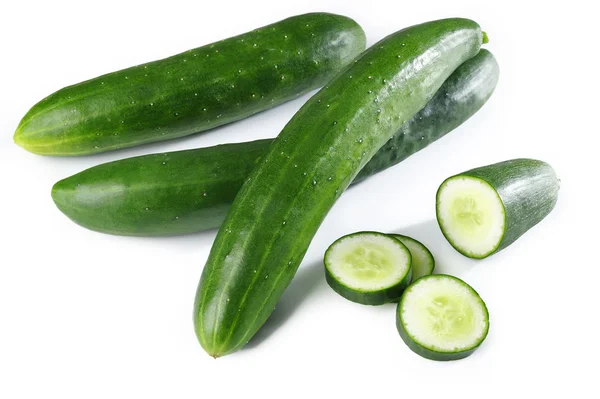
[389, 234, 435, 282]
[324, 232, 412, 305]
[396, 274, 489, 361]
[436, 176, 505, 258]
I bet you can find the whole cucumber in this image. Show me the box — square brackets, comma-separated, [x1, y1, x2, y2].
[51, 50, 499, 236]
[194, 18, 487, 357]
[13, 13, 366, 155]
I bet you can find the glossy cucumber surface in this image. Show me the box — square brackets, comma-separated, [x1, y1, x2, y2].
[194, 18, 486, 357]
[14, 13, 366, 155]
[52, 50, 498, 236]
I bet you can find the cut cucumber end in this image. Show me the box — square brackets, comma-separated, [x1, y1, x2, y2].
[397, 274, 489, 361]
[324, 232, 412, 305]
[389, 234, 435, 282]
[436, 175, 505, 259]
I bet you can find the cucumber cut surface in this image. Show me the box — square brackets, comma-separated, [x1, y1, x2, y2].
[390, 235, 435, 282]
[397, 274, 489, 361]
[436, 177, 505, 258]
[325, 232, 412, 305]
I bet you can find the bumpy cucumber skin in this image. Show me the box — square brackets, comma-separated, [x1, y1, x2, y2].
[52, 140, 270, 235]
[194, 19, 485, 357]
[52, 46, 498, 238]
[13, 13, 366, 156]
[389, 234, 435, 281]
[437, 158, 560, 259]
[324, 231, 412, 306]
[354, 49, 498, 182]
[396, 274, 489, 361]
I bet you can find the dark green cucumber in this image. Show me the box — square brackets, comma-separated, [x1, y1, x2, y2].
[397, 274, 489, 361]
[52, 49, 498, 237]
[13, 13, 365, 156]
[436, 159, 560, 259]
[194, 18, 486, 357]
[324, 232, 412, 305]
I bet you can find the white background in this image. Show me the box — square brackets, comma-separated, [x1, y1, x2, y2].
[1, 0, 598, 397]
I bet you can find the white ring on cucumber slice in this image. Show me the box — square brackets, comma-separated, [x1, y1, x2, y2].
[390, 235, 435, 282]
[324, 232, 412, 305]
[397, 274, 489, 360]
[436, 176, 505, 258]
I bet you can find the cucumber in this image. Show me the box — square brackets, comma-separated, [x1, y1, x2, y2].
[324, 232, 412, 305]
[194, 18, 486, 357]
[354, 49, 498, 183]
[13, 13, 366, 156]
[396, 274, 489, 361]
[389, 234, 434, 282]
[436, 159, 560, 259]
[52, 49, 499, 236]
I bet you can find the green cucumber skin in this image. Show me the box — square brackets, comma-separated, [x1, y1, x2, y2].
[52, 140, 270, 235]
[324, 231, 412, 306]
[438, 158, 560, 258]
[52, 49, 498, 237]
[354, 49, 498, 182]
[194, 18, 485, 357]
[396, 274, 489, 361]
[14, 13, 366, 156]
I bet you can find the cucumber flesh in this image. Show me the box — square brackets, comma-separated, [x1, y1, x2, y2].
[324, 232, 412, 305]
[390, 235, 434, 282]
[436, 176, 505, 258]
[397, 274, 489, 361]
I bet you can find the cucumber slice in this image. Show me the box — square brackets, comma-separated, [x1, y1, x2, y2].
[396, 274, 489, 361]
[324, 232, 412, 305]
[389, 235, 435, 282]
[436, 159, 559, 259]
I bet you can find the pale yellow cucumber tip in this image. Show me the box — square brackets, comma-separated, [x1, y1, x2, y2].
[13, 129, 31, 152]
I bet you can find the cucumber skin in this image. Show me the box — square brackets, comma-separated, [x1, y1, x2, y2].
[13, 13, 366, 156]
[437, 159, 559, 259]
[355, 49, 498, 182]
[325, 272, 412, 305]
[324, 231, 412, 306]
[52, 50, 499, 237]
[53, 141, 270, 235]
[194, 19, 485, 357]
[396, 274, 489, 361]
